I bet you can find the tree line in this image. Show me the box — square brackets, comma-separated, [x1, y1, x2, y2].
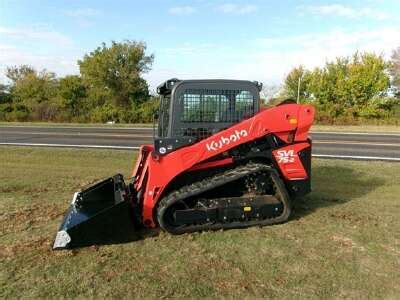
[0, 41, 159, 123]
[279, 50, 400, 124]
[0, 40, 399, 124]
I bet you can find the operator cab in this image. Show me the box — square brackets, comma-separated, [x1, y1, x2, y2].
[155, 78, 262, 155]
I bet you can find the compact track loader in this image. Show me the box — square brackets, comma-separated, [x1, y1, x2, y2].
[53, 79, 315, 249]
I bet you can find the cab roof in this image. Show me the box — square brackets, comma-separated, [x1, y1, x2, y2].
[157, 78, 263, 95]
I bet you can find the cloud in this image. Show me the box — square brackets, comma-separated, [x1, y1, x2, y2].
[64, 8, 101, 18]
[147, 26, 400, 89]
[256, 27, 400, 54]
[216, 4, 257, 15]
[0, 26, 73, 45]
[240, 27, 400, 83]
[0, 43, 79, 82]
[168, 6, 196, 15]
[0, 26, 77, 82]
[305, 4, 391, 20]
[163, 42, 220, 57]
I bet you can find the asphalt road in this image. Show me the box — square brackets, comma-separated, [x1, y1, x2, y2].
[1, 125, 399, 161]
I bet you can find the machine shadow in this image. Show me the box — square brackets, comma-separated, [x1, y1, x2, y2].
[67, 164, 385, 249]
[65, 226, 160, 249]
[292, 164, 385, 220]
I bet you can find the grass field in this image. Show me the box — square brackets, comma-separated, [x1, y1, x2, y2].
[1, 147, 399, 298]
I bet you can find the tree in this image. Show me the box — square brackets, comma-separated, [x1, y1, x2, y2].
[284, 52, 392, 119]
[308, 57, 349, 108]
[58, 75, 87, 117]
[346, 53, 389, 107]
[7, 66, 60, 120]
[283, 66, 311, 102]
[390, 47, 400, 97]
[10, 69, 58, 109]
[78, 41, 154, 108]
[261, 83, 281, 104]
[6, 65, 35, 83]
[0, 84, 11, 104]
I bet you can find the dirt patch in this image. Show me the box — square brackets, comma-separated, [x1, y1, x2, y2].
[329, 212, 379, 225]
[0, 237, 52, 258]
[331, 235, 365, 252]
[0, 185, 50, 195]
[0, 203, 64, 235]
[0, 185, 25, 193]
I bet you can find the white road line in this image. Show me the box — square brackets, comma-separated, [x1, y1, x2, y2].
[0, 142, 140, 150]
[312, 154, 400, 161]
[311, 131, 400, 136]
[313, 141, 400, 147]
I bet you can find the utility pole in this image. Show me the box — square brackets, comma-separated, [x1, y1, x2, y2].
[297, 76, 302, 104]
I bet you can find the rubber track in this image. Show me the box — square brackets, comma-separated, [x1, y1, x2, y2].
[157, 162, 292, 234]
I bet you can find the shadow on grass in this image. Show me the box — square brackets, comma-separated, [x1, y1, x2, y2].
[54, 201, 160, 250]
[292, 164, 385, 219]
[60, 227, 159, 250]
[63, 165, 385, 249]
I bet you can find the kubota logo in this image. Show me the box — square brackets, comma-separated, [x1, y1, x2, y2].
[276, 150, 296, 163]
[206, 129, 248, 151]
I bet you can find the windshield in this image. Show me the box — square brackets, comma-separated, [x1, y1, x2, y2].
[158, 95, 170, 137]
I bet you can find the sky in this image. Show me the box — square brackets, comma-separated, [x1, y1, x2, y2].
[1, 0, 400, 91]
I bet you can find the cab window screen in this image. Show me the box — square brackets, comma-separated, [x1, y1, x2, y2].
[181, 89, 254, 123]
[235, 90, 255, 120]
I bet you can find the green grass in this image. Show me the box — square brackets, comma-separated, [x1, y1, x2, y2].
[1, 147, 399, 298]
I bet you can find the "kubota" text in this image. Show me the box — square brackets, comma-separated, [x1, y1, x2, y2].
[206, 129, 248, 151]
